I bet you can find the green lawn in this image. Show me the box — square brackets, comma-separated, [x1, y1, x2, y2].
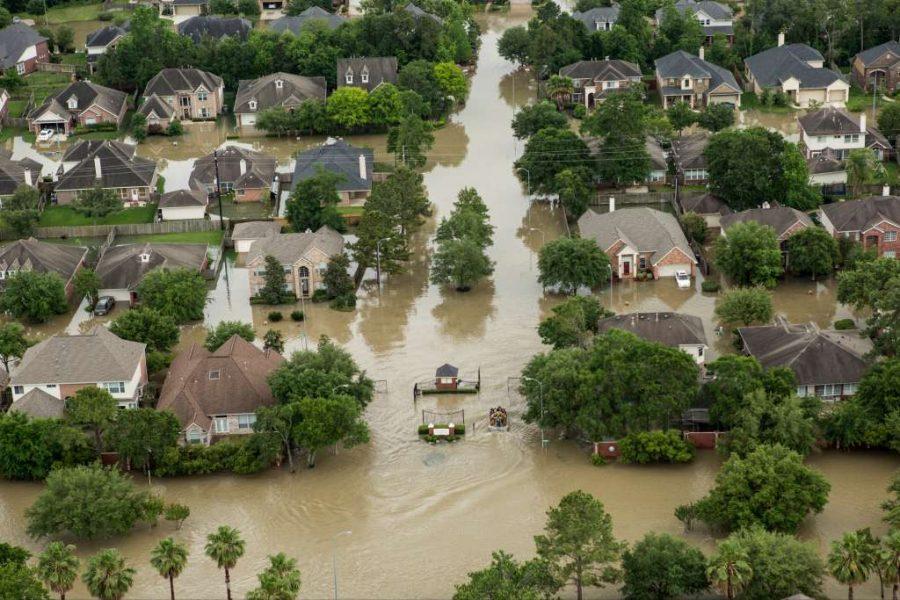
[59, 53, 88, 66]
[18, 2, 122, 23]
[11, 71, 73, 107]
[0, 126, 35, 143]
[207, 195, 274, 220]
[740, 91, 797, 114]
[68, 129, 122, 141]
[38, 204, 157, 227]
[123, 230, 225, 245]
[336, 205, 365, 216]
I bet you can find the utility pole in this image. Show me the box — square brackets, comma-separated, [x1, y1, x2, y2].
[213, 148, 224, 231]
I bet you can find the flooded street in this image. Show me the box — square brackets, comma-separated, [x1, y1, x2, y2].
[0, 9, 898, 600]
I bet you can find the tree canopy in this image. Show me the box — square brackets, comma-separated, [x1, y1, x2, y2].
[0, 271, 68, 323]
[136, 268, 208, 324]
[715, 221, 783, 287]
[537, 237, 610, 295]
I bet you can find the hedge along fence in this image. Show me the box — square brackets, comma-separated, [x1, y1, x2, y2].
[23, 219, 221, 240]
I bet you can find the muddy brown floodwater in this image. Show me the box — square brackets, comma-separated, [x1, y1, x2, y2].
[0, 9, 898, 600]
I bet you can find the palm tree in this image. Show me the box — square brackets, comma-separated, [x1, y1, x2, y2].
[205, 525, 246, 600]
[37, 541, 80, 600]
[882, 529, 900, 600]
[845, 148, 882, 198]
[828, 530, 878, 600]
[707, 539, 753, 600]
[546, 75, 574, 111]
[82, 549, 136, 600]
[246, 553, 302, 600]
[150, 537, 189, 600]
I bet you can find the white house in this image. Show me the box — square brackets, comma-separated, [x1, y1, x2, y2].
[799, 107, 866, 160]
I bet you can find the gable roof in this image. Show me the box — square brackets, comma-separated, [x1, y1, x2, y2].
[681, 192, 732, 216]
[807, 149, 844, 175]
[403, 3, 443, 24]
[0, 154, 40, 196]
[559, 59, 641, 81]
[177, 16, 251, 43]
[95, 243, 207, 290]
[435, 363, 458, 377]
[247, 226, 344, 264]
[234, 72, 327, 114]
[232, 220, 282, 240]
[270, 6, 346, 33]
[0, 237, 85, 282]
[577, 207, 697, 265]
[61, 140, 135, 164]
[143, 68, 222, 98]
[655, 50, 740, 94]
[855, 40, 900, 67]
[55, 140, 156, 192]
[85, 24, 127, 48]
[11, 326, 145, 386]
[9, 388, 66, 419]
[745, 43, 844, 89]
[866, 126, 891, 149]
[572, 4, 620, 29]
[157, 335, 285, 430]
[336, 57, 399, 91]
[655, 0, 732, 21]
[798, 107, 861, 136]
[720, 206, 813, 238]
[189, 145, 277, 191]
[672, 132, 710, 170]
[292, 138, 374, 192]
[138, 93, 175, 120]
[738, 321, 870, 386]
[30, 80, 128, 122]
[159, 189, 207, 208]
[596, 312, 707, 347]
[0, 24, 46, 70]
[820, 196, 900, 232]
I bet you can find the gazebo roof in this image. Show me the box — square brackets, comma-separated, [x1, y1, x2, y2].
[435, 363, 459, 377]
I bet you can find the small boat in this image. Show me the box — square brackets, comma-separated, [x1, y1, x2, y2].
[488, 406, 509, 432]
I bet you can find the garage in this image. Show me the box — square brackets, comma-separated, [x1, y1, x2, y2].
[657, 263, 693, 278]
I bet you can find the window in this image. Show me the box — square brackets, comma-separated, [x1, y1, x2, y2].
[13, 386, 23, 395]
[180, 97, 191, 107]
[345, 70, 353, 84]
[275, 79, 283, 89]
[843, 383, 858, 396]
[885, 250, 896, 258]
[67, 96, 78, 109]
[186, 429, 204, 444]
[254, 268, 266, 277]
[681, 78, 692, 89]
[885, 231, 897, 242]
[46, 384, 56, 388]
[844, 134, 860, 143]
[200, 107, 209, 118]
[638, 257, 647, 269]
[248, 100, 257, 111]
[214, 416, 229, 433]
[237, 414, 256, 429]
[16, 62, 25, 75]
[697, 346, 703, 357]
[101, 381, 125, 394]
[209, 370, 221, 380]
[814, 384, 841, 397]
[796, 385, 809, 397]
[361, 69, 369, 84]
[198, 91, 208, 101]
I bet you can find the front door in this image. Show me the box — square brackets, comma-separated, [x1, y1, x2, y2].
[623, 261, 631, 276]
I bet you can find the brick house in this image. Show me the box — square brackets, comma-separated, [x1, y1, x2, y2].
[0, 237, 87, 300]
[292, 138, 375, 205]
[234, 72, 327, 131]
[95, 242, 208, 304]
[189, 146, 277, 202]
[654, 48, 741, 109]
[246, 226, 344, 299]
[0, 24, 49, 76]
[852, 41, 900, 93]
[85, 24, 128, 72]
[139, 68, 224, 130]
[578, 206, 697, 280]
[720, 206, 813, 268]
[560, 59, 642, 109]
[27, 80, 129, 136]
[54, 140, 158, 206]
[819, 196, 900, 258]
[654, 0, 734, 46]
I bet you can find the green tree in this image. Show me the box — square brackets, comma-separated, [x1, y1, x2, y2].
[4, 209, 40, 237]
[538, 295, 611, 349]
[263, 329, 285, 355]
[0, 321, 28, 373]
[294, 395, 370, 468]
[0, 270, 68, 323]
[497, 25, 531, 66]
[65, 387, 118, 455]
[246, 553, 302, 600]
[723, 389, 818, 457]
[697, 103, 735, 132]
[781, 143, 822, 210]
[707, 538, 752, 600]
[285, 169, 345, 233]
[453, 550, 555, 600]
[581, 87, 649, 186]
[512, 101, 567, 139]
[205, 321, 255, 351]
[846, 148, 883, 198]
[714, 287, 773, 326]
[5, 185, 40, 211]
[534, 490, 624, 600]
[82, 549, 135, 600]
[715, 221, 783, 286]
[367, 83, 404, 129]
[73, 268, 102, 309]
[164, 503, 191, 530]
[430, 237, 494, 291]
[258, 255, 291, 305]
[828, 529, 879, 600]
[554, 168, 593, 220]
[136, 268, 207, 324]
[666, 101, 696, 134]
[878, 103, 900, 147]
[37, 541, 79, 600]
[106, 408, 180, 472]
[0, 562, 50, 600]
[323, 252, 354, 300]
[150, 537, 189, 600]
[433, 61, 468, 104]
[537, 237, 610, 294]
[703, 355, 786, 427]
[546, 75, 574, 110]
[254, 402, 302, 472]
[54, 25, 75, 53]
[131, 112, 148, 142]
[837, 257, 900, 357]
[326, 86, 371, 131]
[387, 114, 434, 168]
[109, 307, 179, 352]
[515, 128, 596, 194]
[0, 413, 93, 480]
[788, 226, 839, 279]
[680, 212, 708, 245]
[74, 187, 121, 218]
[621, 532, 708, 599]
[205, 525, 246, 600]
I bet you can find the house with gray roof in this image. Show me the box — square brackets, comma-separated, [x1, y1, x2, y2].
[0, 154, 41, 199]
[95, 242, 208, 304]
[0, 237, 86, 299]
[572, 4, 619, 32]
[159, 0, 208, 20]
[587, 135, 668, 185]
[738, 319, 870, 400]
[28, 80, 129, 136]
[0, 23, 49, 75]
[798, 106, 869, 160]
[671, 131, 710, 183]
[177, 16, 251, 43]
[744, 35, 849, 107]
[654, 48, 740, 108]
[270, 7, 346, 34]
[85, 24, 128, 71]
[232, 220, 282, 253]
[54, 141, 157, 206]
[190, 146, 277, 202]
[234, 72, 327, 130]
[578, 206, 697, 280]
[819, 195, 900, 258]
[852, 40, 900, 93]
[60, 139, 135, 172]
[247, 226, 344, 299]
[9, 326, 148, 410]
[140, 68, 224, 129]
[654, 0, 733, 45]
[807, 149, 847, 187]
[158, 189, 208, 221]
[337, 57, 399, 92]
[680, 192, 731, 228]
[292, 138, 375, 205]
[720, 206, 814, 265]
[597, 312, 708, 364]
[560, 59, 642, 108]
[403, 3, 443, 24]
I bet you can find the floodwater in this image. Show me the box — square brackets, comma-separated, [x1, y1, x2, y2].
[0, 9, 898, 600]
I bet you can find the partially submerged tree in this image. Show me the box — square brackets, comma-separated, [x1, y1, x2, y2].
[715, 221, 783, 287]
[205, 525, 246, 600]
[537, 237, 610, 294]
[714, 287, 774, 326]
[0, 271, 68, 323]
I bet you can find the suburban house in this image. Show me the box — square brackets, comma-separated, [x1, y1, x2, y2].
[588, 135, 668, 185]
[680, 192, 731, 228]
[807, 150, 847, 188]
[852, 40, 900, 92]
[270, 7, 346, 34]
[247, 226, 344, 299]
[234, 72, 327, 130]
[654, 48, 741, 108]
[139, 68, 225, 129]
[572, 4, 619, 32]
[798, 107, 868, 160]
[54, 141, 158, 206]
[654, 0, 733, 45]
[95, 243, 208, 304]
[404, 3, 442, 24]
[157, 335, 284, 445]
[744, 35, 849, 107]
[559, 59, 642, 108]
[231, 220, 281, 253]
[0, 237, 86, 299]
[867, 127, 893, 162]
[0, 24, 49, 76]
[720, 205, 813, 266]
[292, 138, 375, 205]
[738, 319, 870, 400]
[819, 195, 900, 258]
[159, 0, 208, 20]
[577, 206, 697, 279]
[189, 146, 277, 202]
[28, 80, 129, 136]
[60, 139, 134, 173]
[158, 189, 208, 221]
[258, 0, 285, 20]
[0, 154, 41, 202]
[9, 326, 148, 411]
[177, 16, 251, 43]
[596, 312, 708, 364]
[336, 57, 399, 92]
[671, 132, 710, 183]
[85, 24, 128, 71]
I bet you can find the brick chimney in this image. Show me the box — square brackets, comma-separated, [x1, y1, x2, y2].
[358, 154, 367, 180]
[698, 46, 704, 61]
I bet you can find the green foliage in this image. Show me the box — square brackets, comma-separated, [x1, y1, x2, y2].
[106, 408, 181, 472]
[714, 287, 774, 326]
[515, 127, 596, 193]
[5, 186, 40, 211]
[701, 280, 719, 293]
[0, 270, 68, 323]
[554, 167, 594, 220]
[83, 549, 135, 600]
[246, 553, 302, 600]
[155, 436, 276, 476]
[268, 311, 283, 322]
[257, 255, 293, 305]
[294, 395, 370, 467]
[697, 103, 735, 132]
[205, 525, 246, 596]
[150, 537, 189, 594]
[722, 390, 819, 457]
[74, 187, 122, 218]
[511, 101, 567, 139]
[618, 429, 695, 464]
[788, 226, 839, 279]
[323, 252, 354, 300]
[621, 532, 708, 600]
[838, 256, 900, 357]
[680, 212, 707, 245]
[164, 503, 191, 529]
[715, 221, 783, 287]
[827, 529, 879, 597]
[537, 237, 610, 294]
[434, 62, 468, 104]
[136, 268, 208, 324]
[0, 562, 50, 600]
[581, 88, 650, 186]
[538, 295, 611, 349]
[453, 550, 555, 600]
[430, 188, 494, 291]
[834, 318, 856, 330]
[73, 268, 101, 309]
[285, 169, 345, 233]
[205, 320, 255, 351]
[0, 321, 28, 372]
[666, 101, 696, 133]
[3, 209, 40, 237]
[167, 119, 184, 136]
[327, 86, 371, 131]
[109, 307, 180, 352]
[0, 413, 92, 480]
[65, 386, 118, 454]
[36, 541, 79, 600]
[497, 25, 531, 66]
[387, 114, 435, 168]
[878, 103, 900, 141]
[263, 329, 285, 354]
[290, 310, 304, 322]
[846, 148, 883, 197]
[130, 112, 148, 141]
[703, 355, 793, 428]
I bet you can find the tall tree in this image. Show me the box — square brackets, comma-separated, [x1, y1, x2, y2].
[707, 539, 753, 600]
[37, 542, 80, 600]
[429, 237, 494, 291]
[714, 287, 773, 326]
[515, 128, 596, 194]
[0, 321, 28, 373]
[105, 409, 181, 473]
[621, 532, 708, 599]
[828, 530, 878, 600]
[73, 269, 102, 309]
[82, 549, 135, 600]
[150, 537, 189, 600]
[715, 221, 783, 287]
[205, 525, 246, 600]
[246, 553, 302, 600]
[109, 307, 180, 353]
[387, 114, 435, 168]
[453, 550, 555, 600]
[537, 237, 610, 294]
[136, 268, 208, 324]
[846, 148, 883, 197]
[293, 395, 370, 468]
[512, 101, 568, 139]
[285, 169, 345, 233]
[788, 226, 840, 279]
[65, 387, 118, 455]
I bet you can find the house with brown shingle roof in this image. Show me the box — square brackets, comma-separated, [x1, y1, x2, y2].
[247, 226, 344, 298]
[597, 312, 709, 364]
[27, 80, 129, 136]
[0, 154, 41, 199]
[0, 237, 87, 299]
[189, 146, 277, 202]
[157, 335, 284, 444]
[95, 242, 208, 304]
[819, 195, 900, 258]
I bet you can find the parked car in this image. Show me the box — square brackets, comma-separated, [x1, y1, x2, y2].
[675, 270, 691, 289]
[93, 296, 116, 316]
[37, 129, 55, 143]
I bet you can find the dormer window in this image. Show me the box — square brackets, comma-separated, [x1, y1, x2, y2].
[361, 68, 369, 84]
[275, 79, 283, 89]
[345, 69, 353, 84]
[139, 252, 151, 263]
[248, 99, 257, 111]
[209, 369, 221, 380]
[67, 96, 78, 110]
[681, 78, 692, 89]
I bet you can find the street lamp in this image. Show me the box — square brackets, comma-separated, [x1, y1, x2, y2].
[521, 376, 547, 447]
[516, 167, 531, 197]
[375, 238, 390, 287]
[332, 530, 352, 600]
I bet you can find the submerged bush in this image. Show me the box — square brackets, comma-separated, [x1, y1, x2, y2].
[618, 430, 695, 464]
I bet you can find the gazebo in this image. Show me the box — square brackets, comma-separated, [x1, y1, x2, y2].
[434, 363, 459, 391]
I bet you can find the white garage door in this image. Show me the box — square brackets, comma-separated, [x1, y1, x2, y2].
[242, 114, 256, 126]
[657, 263, 689, 278]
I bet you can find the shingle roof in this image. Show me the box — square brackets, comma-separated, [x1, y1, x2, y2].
[587, 135, 667, 172]
[9, 388, 65, 419]
[189, 146, 277, 191]
[292, 138, 374, 192]
[11, 326, 145, 386]
[738, 321, 870, 386]
[597, 312, 707, 347]
[681, 192, 732, 216]
[719, 206, 813, 238]
[85, 24, 127, 48]
[0, 238, 85, 283]
[157, 335, 285, 430]
[577, 207, 697, 265]
[572, 4, 620, 29]
[807, 150, 844, 175]
[799, 107, 862, 136]
[234, 72, 327, 114]
[0, 24, 46, 70]
[30, 80, 128, 122]
[855, 41, 900, 67]
[744, 43, 844, 89]
[143, 68, 222, 98]
[336, 57, 399, 92]
[672, 132, 710, 170]
[138, 93, 174, 120]
[177, 16, 251, 43]
[95, 243, 207, 290]
[231, 220, 282, 240]
[0, 155, 40, 196]
[61, 140, 135, 164]
[820, 196, 900, 232]
[270, 6, 346, 33]
[246, 226, 344, 264]
[55, 141, 156, 192]
[403, 3, 443, 24]
[435, 363, 458, 377]
[159, 189, 207, 208]
[866, 126, 891, 149]
[559, 59, 641, 81]
[655, 0, 732, 21]
[655, 50, 740, 93]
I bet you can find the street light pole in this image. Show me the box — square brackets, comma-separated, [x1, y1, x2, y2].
[375, 238, 389, 287]
[332, 530, 352, 600]
[522, 376, 547, 447]
[516, 167, 531, 197]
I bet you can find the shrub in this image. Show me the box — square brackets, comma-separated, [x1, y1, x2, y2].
[290, 310, 304, 322]
[591, 453, 606, 467]
[154, 435, 275, 477]
[97, 10, 115, 20]
[618, 430, 695, 464]
[166, 119, 183, 136]
[701, 280, 720, 293]
[572, 104, 586, 119]
[267, 311, 283, 322]
[833, 318, 856, 330]
[329, 293, 356, 311]
[311, 289, 329, 303]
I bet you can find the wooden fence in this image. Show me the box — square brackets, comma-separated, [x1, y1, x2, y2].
[29, 219, 220, 240]
[35, 62, 76, 75]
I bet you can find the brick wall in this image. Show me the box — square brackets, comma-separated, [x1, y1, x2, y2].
[653, 247, 695, 277]
[863, 220, 900, 257]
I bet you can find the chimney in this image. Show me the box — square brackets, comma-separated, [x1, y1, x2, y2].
[609, 196, 615, 212]
[698, 46, 704, 60]
[777, 31, 785, 47]
[358, 154, 367, 180]
[23, 168, 32, 187]
[859, 113, 866, 135]
[883, 184, 891, 196]
[94, 157, 102, 179]
[239, 158, 247, 176]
